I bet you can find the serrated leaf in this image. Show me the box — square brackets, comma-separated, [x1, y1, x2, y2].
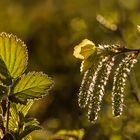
[9, 101, 33, 131]
[73, 39, 97, 60]
[8, 117, 18, 131]
[16, 100, 33, 116]
[8, 103, 18, 131]
[10, 72, 53, 104]
[0, 32, 28, 83]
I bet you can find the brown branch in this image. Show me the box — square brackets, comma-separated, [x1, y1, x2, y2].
[129, 70, 140, 103]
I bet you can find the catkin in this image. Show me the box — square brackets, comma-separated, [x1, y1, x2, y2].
[112, 53, 137, 117]
[87, 56, 114, 123]
[78, 68, 94, 108]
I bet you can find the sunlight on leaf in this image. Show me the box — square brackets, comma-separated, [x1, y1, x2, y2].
[19, 125, 41, 139]
[0, 32, 28, 83]
[73, 39, 97, 72]
[16, 100, 33, 116]
[73, 39, 97, 60]
[10, 72, 53, 104]
[9, 101, 33, 131]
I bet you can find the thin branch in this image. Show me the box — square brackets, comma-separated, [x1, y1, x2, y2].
[6, 85, 12, 132]
[129, 71, 140, 103]
[6, 101, 10, 132]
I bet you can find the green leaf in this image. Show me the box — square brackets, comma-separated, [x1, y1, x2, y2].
[73, 39, 97, 72]
[24, 118, 39, 127]
[10, 72, 53, 104]
[8, 117, 18, 132]
[9, 101, 33, 131]
[73, 39, 97, 60]
[22, 135, 32, 140]
[80, 54, 98, 73]
[8, 103, 18, 131]
[0, 32, 28, 83]
[16, 100, 33, 116]
[19, 125, 41, 139]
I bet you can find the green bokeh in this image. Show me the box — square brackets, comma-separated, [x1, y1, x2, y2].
[0, 0, 140, 139]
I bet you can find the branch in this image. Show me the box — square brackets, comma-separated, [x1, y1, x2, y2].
[129, 70, 140, 103]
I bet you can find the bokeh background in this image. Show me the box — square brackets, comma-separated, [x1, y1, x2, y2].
[0, 0, 140, 139]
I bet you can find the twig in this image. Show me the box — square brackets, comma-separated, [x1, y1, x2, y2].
[129, 71, 140, 103]
[6, 85, 12, 132]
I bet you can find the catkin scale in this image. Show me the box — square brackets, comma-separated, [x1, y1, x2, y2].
[78, 68, 94, 108]
[87, 57, 114, 123]
[112, 53, 137, 117]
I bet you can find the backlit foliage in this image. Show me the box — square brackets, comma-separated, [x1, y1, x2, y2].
[0, 33, 53, 139]
[74, 39, 138, 123]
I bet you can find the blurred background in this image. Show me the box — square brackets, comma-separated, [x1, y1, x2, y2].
[0, 0, 140, 139]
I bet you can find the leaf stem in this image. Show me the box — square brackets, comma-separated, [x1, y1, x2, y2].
[6, 85, 12, 132]
[6, 100, 10, 132]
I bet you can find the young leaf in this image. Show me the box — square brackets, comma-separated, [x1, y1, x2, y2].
[19, 125, 41, 139]
[8, 103, 19, 131]
[16, 100, 33, 116]
[112, 53, 137, 117]
[22, 135, 32, 140]
[73, 39, 97, 72]
[10, 72, 53, 104]
[0, 32, 28, 83]
[73, 39, 97, 60]
[9, 101, 33, 131]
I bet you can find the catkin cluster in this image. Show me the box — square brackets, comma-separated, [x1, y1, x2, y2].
[78, 45, 138, 123]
